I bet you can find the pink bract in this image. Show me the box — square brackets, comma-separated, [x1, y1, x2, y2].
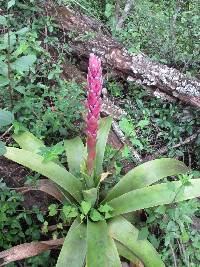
[86, 54, 102, 175]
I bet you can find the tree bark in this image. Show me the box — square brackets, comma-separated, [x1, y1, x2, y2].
[46, 2, 200, 109]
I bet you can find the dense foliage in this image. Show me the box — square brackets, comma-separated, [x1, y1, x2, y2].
[0, 0, 199, 266]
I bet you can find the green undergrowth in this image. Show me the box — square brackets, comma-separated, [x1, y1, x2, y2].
[0, 179, 56, 266]
[103, 84, 200, 266]
[118, 85, 200, 163]
[0, 0, 200, 266]
[0, 0, 84, 142]
[62, 0, 200, 74]
[145, 200, 200, 267]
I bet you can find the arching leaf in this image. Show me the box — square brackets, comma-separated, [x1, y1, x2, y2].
[5, 147, 84, 202]
[13, 131, 45, 153]
[109, 216, 165, 267]
[94, 116, 112, 180]
[105, 158, 189, 202]
[86, 219, 121, 267]
[115, 240, 140, 264]
[108, 179, 200, 216]
[56, 220, 87, 267]
[64, 137, 86, 175]
[0, 109, 14, 127]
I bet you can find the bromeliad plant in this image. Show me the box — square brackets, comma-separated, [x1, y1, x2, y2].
[3, 54, 200, 267]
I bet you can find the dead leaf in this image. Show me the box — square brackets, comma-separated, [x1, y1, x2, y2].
[130, 260, 144, 267]
[100, 172, 112, 182]
[0, 238, 64, 266]
[16, 179, 63, 202]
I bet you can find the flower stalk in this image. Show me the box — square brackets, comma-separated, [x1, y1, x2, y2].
[86, 54, 102, 176]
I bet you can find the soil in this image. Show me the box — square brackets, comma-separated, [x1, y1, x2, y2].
[0, 157, 52, 211]
[0, 157, 26, 187]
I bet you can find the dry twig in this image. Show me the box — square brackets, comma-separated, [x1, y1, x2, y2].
[169, 242, 178, 267]
[0, 125, 13, 140]
[144, 128, 200, 162]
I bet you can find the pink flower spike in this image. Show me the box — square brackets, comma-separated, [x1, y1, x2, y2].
[86, 54, 102, 175]
[88, 54, 101, 77]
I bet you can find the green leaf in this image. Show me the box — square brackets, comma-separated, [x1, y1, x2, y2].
[98, 204, 114, 219]
[0, 60, 8, 76]
[0, 16, 7, 26]
[13, 131, 45, 153]
[121, 145, 130, 158]
[149, 235, 160, 249]
[62, 205, 78, 219]
[98, 203, 114, 213]
[14, 85, 26, 94]
[13, 121, 26, 135]
[86, 220, 121, 267]
[16, 27, 29, 35]
[13, 42, 29, 57]
[0, 109, 14, 127]
[179, 173, 192, 186]
[3, 32, 16, 47]
[64, 137, 86, 175]
[38, 142, 64, 163]
[155, 205, 166, 214]
[130, 138, 143, 150]
[4, 147, 84, 202]
[106, 236, 121, 267]
[108, 216, 165, 267]
[68, 207, 78, 218]
[87, 220, 107, 266]
[8, 0, 15, 9]
[81, 201, 91, 215]
[137, 119, 149, 129]
[11, 55, 36, 72]
[0, 76, 9, 87]
[138, 227, 149, 240]
[115, 241, 140, 264]
[166, 180, 176, 192]
[94, 116, 112, 179]
[181, 229, 190, 243]
[36, 213, 44, 223]
[90, 209, 103, 222]
[119, 118, 135, 137]
[48, 204, 58, 216]
[104, 3, 114, 18]
[82, 188, 97, 206]
[108, 179, 200, 216]
[62, 205, 72, 218]
[56, 220, 87, 267]
[105, 158, 189, 202]
[0, 141, 6, 156]
[42, 221, 48, 234]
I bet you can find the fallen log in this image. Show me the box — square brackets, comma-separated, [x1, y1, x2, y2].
[0, 238, 139, 267]
[0, 239, 64, 266]
[46, 2, 200, 109]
